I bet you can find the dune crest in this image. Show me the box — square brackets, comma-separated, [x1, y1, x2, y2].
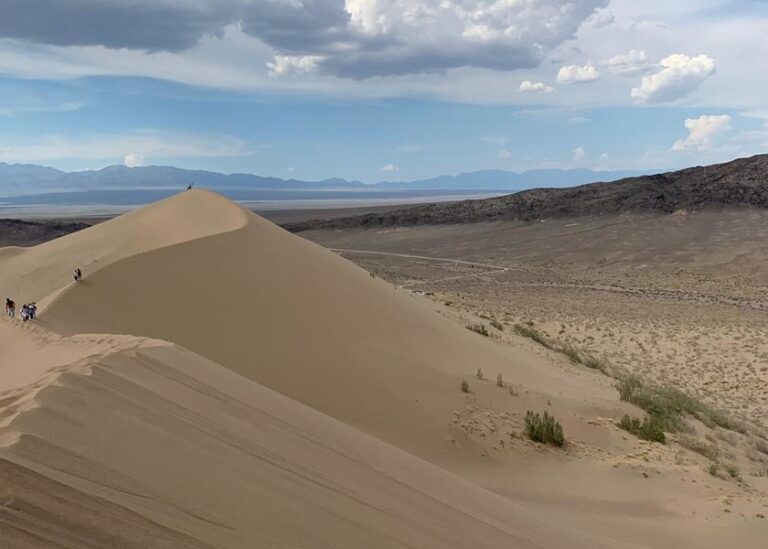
[0, 190, 247, 309]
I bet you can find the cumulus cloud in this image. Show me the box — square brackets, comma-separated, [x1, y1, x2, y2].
[557, 62, 599, 84]
[572, 146, 586, 161]
[0, 0, 609, 78]
[587, 8, 614, 28]
[267, 55, 323, 77]
[497, 149, 512, 159]
[672, 115, 732, 151]
[631, 54, 716, 104]
[123, 152, 146, 167]
[519, 80, 554, 94]
[602, 50, 650, 76]
[381, 163, 398, 172]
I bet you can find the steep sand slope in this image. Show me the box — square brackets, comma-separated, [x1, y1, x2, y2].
[0, 327, 612, 548]
[0, 190, 246, 308]
[41, 192, 617, 463]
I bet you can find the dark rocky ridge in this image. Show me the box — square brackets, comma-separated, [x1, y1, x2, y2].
[283, 155, 768, 232]
[0, 219, 91, 247]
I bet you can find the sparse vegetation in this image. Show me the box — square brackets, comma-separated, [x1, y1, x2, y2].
[467, 323, 489, 337]
[513, 324, 551, 348]
[496, 373, 504, 387]
[560, 344, 582, 364]
[475, 368, 484, 380]
[678, 435, 720, 461]
[525, 410, 565, 447]
[490, 320, 504, 331]
[460, 380, 470, 393]
[708, 461, 741, 482]
[512, 323, 609, 374]
[618, 414, 666, 444]
[616, 374, 744, 435]
[509, 385, 517, 396]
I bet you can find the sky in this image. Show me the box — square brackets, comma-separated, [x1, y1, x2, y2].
[0, 0, 766, 183]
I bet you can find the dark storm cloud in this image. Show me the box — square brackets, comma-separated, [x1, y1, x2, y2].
[0, 0, 609, 78]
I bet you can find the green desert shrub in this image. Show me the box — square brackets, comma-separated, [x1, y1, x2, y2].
[513, 324, 551, 348]
[467, 323, 489, 337]
[616, 375, 744, 435]
[525, 411, 565, 447]
[618, 414, 666, 444]
[678, 435, 720, 461]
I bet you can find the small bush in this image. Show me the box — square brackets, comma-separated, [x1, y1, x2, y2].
[583, 355, 607, 371]
[476, 368, 484, 380]
[525, 411, 565, 447]
[678, 435, 720, 461]
[467, 323, 489, 337]
[513, 324, 551, 348]
[707, 461, 741, 482]
[618, 414, 666, 444]
[560, 344, 582, 364]
[496, 373, 504, 387]
[723, 463, 740, 480]
[490, 320, 504, 331]
[460, 380, 470, 393]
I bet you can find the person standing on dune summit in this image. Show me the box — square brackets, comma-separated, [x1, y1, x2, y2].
[5, 298, 15, 319]
[73, 267, 82, 282]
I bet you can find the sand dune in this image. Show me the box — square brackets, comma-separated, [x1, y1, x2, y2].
[0, 327, 613, 548]
[42, 190, 577, 463]
[2, 190, 766, 548]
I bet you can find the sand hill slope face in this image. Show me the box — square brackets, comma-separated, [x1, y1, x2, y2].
[43, 191, 587, 463]
[1, 327, 606, 549]
[0, 190, 247, 309]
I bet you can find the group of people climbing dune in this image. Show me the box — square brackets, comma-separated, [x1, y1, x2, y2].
[4, 266, 84, 324]
[5, 299, 36, 322]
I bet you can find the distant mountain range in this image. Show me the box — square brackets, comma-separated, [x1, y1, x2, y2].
[0, 163, 650, 196]
[284, 154, 768, 231]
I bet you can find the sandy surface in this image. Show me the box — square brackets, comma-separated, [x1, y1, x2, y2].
[1, 191, 767, 547]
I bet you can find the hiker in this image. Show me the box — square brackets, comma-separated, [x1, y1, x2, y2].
[28, 303, 37, 320]
[187, 183, 193, 190]
[5, 298, 15, 319]
[20, 304, 29, 322]
[73, 267, 83, 282]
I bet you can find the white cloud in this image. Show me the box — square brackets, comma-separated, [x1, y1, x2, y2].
[603, 50, 650, 76]
[672, 115, 732, 151]
[572, 146, 586, 161]
[556, 63, 600, 84]
[123, 152, 146, 167]
[587, 8, 614, 28]
[631, 54, 716, 104]
[518, 81, 554, 94]
[381, 163, 398, 172]
[598, 152, 609, 168]
[569, 116, 591, 125]
[267, 55, 323, 77]
[497, 149, 512, 159]
[0, 131, 253, 163]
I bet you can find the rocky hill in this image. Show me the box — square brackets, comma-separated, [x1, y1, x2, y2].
[284, 155, 768, 232]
